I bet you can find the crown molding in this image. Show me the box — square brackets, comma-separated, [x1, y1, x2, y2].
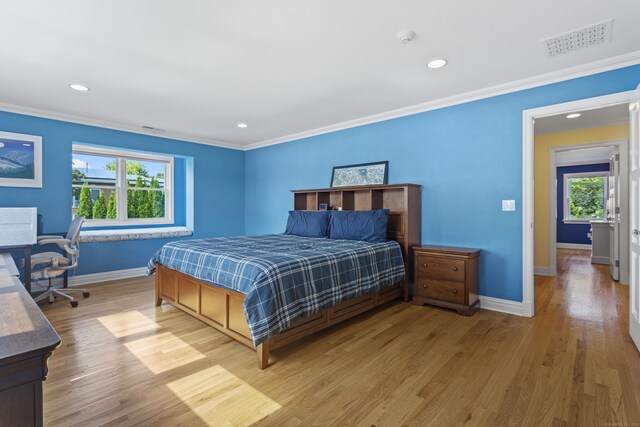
[1, 51, 638, 152]
[243, 50, 640, 151]
[0, 101, 243, 150]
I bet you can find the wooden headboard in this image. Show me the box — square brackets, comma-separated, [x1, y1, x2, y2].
[291, 183, 422, 300]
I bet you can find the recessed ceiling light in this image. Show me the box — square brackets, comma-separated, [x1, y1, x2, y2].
[566, 113, 582, 119]
[237, 123, 248, 128]
[426, 59, 447, 69]
[69, 84, 89, 92]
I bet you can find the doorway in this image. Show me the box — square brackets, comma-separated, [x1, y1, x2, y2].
[522, 91, 635, 316]
[542, 139, 629, 283]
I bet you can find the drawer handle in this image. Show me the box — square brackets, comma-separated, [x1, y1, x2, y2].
[452, 267, 458, 272]
[452, 289, 458, 294]
[422, 284, 427, 288]
[423, 263, 427, 268]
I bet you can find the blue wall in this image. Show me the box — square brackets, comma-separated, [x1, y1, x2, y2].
[0, 111, 245, 274]
[245, 65, 640, 302]
[556, 163, 610, 245]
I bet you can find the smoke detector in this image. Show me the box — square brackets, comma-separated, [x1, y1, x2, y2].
[396, 30, 416, 45]
[542, 19, 612, 58]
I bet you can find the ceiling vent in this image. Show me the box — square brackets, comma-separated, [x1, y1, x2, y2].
[142, 125, 165, 133]
[542, 19, 612, 58]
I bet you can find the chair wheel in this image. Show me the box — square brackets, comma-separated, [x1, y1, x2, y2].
[83, 292, 90, 298]
[70, 301, 78, 308]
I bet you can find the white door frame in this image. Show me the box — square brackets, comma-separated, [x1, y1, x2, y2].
[548, 140, 628, 279]
[522, 90, 634, 317]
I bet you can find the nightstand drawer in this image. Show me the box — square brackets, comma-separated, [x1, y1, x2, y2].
[416, 255, 465, 282]
[416, 278, 465, 304]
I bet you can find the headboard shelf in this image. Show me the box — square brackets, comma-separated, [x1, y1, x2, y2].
[291, 183, 422, 300]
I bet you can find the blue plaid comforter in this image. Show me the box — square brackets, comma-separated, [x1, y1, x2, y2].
[147, 234, 405, 346]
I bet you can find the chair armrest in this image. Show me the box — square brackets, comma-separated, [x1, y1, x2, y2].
[38, 238, 70, 246]
[37, 235, 63, 242]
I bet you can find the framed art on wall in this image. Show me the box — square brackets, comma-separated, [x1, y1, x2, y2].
[330, 161, 388, 187]
[0, 131, 42, 188]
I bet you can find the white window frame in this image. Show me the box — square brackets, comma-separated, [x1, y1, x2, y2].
[563, 171, 608, 224]
[72, 144, 174, 228]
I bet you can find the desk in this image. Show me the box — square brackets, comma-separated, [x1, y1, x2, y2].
[0, 245, 31, 293]
[0, 254, 19, 278]
[0, 275, 61, 426]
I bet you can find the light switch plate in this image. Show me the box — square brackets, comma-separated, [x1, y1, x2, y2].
[502, 200, 516, 211]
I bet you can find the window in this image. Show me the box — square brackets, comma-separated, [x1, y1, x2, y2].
[72, 145, 173, 227]
[563, 171, 608, 222]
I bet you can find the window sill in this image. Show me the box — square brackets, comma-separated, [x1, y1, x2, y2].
[80, 226, 192, 243]
[562, 219, 605, 224]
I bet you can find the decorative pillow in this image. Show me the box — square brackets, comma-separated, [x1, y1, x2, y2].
[284, 210, 331, 238]
[329, 209, 389, 243]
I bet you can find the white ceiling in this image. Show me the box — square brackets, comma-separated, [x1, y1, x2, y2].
[556, 146, 617, 166]
[535, 103, 629, 135]
[1, 1, 639, 149]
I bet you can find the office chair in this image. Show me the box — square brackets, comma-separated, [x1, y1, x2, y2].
[28, 216, 90, 307]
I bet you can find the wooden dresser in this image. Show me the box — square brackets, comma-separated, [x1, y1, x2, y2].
[0, 275, 60, 426]
[412, 245, 480, 315]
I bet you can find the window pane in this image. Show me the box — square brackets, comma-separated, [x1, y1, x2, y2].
[72, 154, 117, 219]
[127, 189, 166, 219]
[72, 188, 117, 220]
[125, 159, 166, 188]
[72, 153, 117, 186]
[568, 177, 605, 219]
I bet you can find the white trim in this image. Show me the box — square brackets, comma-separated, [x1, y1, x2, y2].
[245, 51, 640, 150]
[523, 91, 635, 318]
[556, 243, 592, 250]
[0, 102, 240, 150]
[557, 158, 616, 167]
[72, 144, 175, 228]
[479, 296, 527, 316]
[534, 267, 554, 276]
[562, 171, 609, 223]
[65, 267, 147, 287]
[591, 256, 610, 265]
[1, 52, 639, 152]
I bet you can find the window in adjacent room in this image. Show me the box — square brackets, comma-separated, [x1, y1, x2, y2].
[72, 145, 173, 227]
[563, 171, 608, 223]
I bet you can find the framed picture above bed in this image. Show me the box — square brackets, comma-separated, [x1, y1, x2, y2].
[330, 161, 388, 187]
[0, 131, 42, 188]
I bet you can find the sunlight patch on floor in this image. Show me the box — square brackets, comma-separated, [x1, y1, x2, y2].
[124, 331, 205, 374]
[97, 310, 159, 338]
[166, 365, 281, 426]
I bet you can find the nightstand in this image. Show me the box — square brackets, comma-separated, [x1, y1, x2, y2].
[412, 245, 480, 316]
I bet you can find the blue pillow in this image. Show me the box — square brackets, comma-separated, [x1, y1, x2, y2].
[284, 210, 331, 238]
[329, 209, 389, 243]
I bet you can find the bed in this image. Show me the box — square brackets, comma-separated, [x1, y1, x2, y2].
[150, 184, 421, 369]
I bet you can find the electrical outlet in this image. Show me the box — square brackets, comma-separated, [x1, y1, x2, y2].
[502, 200, 516, 211]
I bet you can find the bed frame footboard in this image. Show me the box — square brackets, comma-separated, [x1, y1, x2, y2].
[155, 264, 403, 369]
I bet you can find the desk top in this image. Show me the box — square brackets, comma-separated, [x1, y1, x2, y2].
[0, 253, 19, 277]
[0, 276, 61, 364]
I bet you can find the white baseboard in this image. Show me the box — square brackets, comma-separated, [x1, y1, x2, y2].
[479, 295, 527, 317]
[64, 267, 148, 287]
[60, 268, 529, 319]
[534, 266, 555, 276]
[556, 243, 592, 250]
[591, 256, 609, 265]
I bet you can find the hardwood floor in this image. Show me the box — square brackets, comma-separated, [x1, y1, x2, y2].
[40, 249, 640, 426]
